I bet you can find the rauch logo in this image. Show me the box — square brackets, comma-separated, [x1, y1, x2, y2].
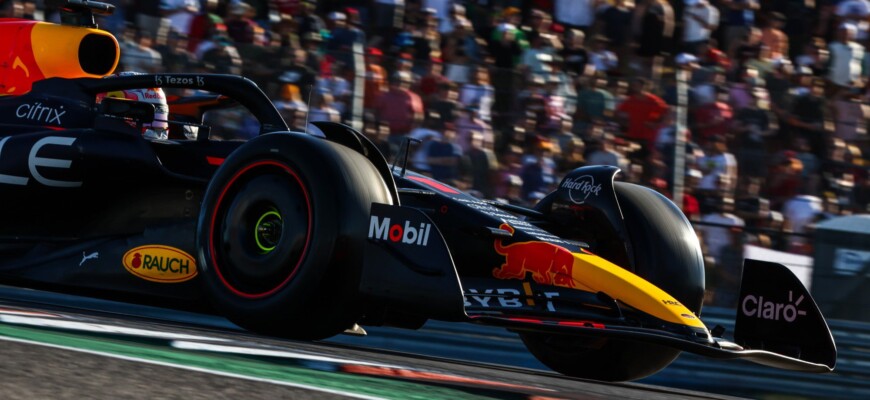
[368, 216, 432, 246]
[122, 245, 197, 283]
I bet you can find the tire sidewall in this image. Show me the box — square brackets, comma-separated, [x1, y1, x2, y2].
[197, 133, 346, 320]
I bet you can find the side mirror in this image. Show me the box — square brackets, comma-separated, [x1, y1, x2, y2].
[100, 97, 154, 124]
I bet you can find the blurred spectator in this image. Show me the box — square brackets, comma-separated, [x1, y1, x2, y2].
[558, 135, 587, 173]
[186, 0, 223, 54]
[491, 8, 527, 121]
[835, 0, 870, 42]
[302, 31, 325, 73]
[542, 76, 570, 132]
[429, 81, 461, 128]
[698, 135, 738, 194]
[549, 56, 578, 116]
[794, 37, 829, 76]
[827, 23, 865, 97]
[427, 124, 463, 184]
[561, 29, 589, 76]
[133, 2, 168, 40]
[833, 87, 869, 143]
[426, 1, 463, 34]
[782, 193, 823, 253]
[693, 91, 733, 144]
[225, 2, 266, 46]
[765, 58, 793, 117]
[785, 70, 827, 157]
[455, 106, 493, 154]
[277, 48, 316, 103]
[520, 34, 554, 79]
[524, 9, 562, 53]
[416, 57, 447, 103]
[767, 150, 804, 208]
[409, 114, 443, 174]
[372, 0, 405, 44]
[713, 228, 745, 307]
[616, 77, 668, 147]
[316, 62, 351, 116]
[682, 169, 703, 221]
[575, 73, 614, 132]
[274, 83, 307, 112]
[154, 31, 196, 74]
[160, 0, 200, 37]
[588, 35, 618, 75]
[553, 0, 597, 34]
[682, 0, 719, 56]
[201, 38, 243, 75]
[409, 9, 441, 73]
[728, 27, 767, 73]
[442, 18, 481, 83]
[327, 10, 365, 67]
[517, 76, 549, 132]
[520, 140, 558, 200]
[728, 67, 762, 111]
[459, 66, 495, 122]
[586, 134, 629, 170]
[697, 40, 731, 70]
[119, 25, 163, 73]
[732, 85, 776, 180]
[307, 92, 341, 123]
[295, 2, 324, 40]
[759, 12, 788, 60]
[598, 0, 633, 72]
[468, 131, 499, 199]
[376, 71, 425, 146]
[699, 196, 745, 264]
[634, 0, 675, 75]
[794, 137, 821, 194]
[720, 0, 760, 51]
[364, 121, 398, 163]
[364, 48, 388, 111]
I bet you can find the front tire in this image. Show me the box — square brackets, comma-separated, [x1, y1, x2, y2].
[521, 182, 705, 381]
[197, 133, 392, 340]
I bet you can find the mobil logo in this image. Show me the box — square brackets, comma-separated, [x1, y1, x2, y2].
[122, 245, 197, 283]
[492, 224, 576, 288]
[368, 216, 432, 246]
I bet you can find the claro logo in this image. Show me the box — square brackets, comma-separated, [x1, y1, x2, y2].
[122, 245, 197, 283]
[368, 216, 432, 246]
[741, 291, 807, 322]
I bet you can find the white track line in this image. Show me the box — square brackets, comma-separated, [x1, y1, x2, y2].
[0, 315, 228, 342]
[0, 335, 387, 400]
[171, 340, 406, 369]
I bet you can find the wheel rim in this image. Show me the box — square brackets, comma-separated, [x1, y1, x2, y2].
[208, 160, 312, 299]
[254, 209, 283, 253]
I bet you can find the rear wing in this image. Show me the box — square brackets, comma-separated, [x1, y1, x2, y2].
[733, 259, 836, 370]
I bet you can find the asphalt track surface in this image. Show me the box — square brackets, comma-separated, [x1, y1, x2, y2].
[0, 286, 742, 400]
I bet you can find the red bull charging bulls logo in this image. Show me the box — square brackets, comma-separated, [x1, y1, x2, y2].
[492, 224, 575, 288]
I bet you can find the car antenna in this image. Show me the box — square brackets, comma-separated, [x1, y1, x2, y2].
[57, 0, 115, 28]
[303, 84, 313, 135]
[392, 137, 421, 176]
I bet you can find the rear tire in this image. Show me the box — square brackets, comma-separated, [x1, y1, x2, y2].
[197, 133, 392, 340]
[521, 182, 705, 381]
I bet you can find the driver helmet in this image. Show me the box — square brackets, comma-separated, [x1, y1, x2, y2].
[96, 72, 170, 140]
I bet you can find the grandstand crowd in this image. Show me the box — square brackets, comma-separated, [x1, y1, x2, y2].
[5, 0, 869, 305]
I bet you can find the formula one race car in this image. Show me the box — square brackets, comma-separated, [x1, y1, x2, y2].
[0, 1, 835, 381]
